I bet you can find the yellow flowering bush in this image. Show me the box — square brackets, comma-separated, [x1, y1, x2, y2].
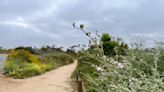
[4, 49, 74, 79]
[4, 49, 45, 78]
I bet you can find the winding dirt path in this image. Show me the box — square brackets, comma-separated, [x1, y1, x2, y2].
[0, 62, 77, 92]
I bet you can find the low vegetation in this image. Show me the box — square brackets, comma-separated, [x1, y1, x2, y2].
[4, 49, 45, 78]
[4, 48, 74, 79]
[73, 24, 164, 92]
[38, 51, 74, 71]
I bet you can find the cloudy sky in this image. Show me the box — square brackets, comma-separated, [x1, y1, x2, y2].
[0, 0, 164, 48]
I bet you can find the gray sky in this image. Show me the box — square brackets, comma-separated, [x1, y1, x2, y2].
[0, 0, 164, 48]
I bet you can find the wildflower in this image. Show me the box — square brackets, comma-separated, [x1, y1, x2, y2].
[117, 63, 124, 68]
[129, 79, 132, 82]
[96, 66, 103, 72]
[103, 55, 107, 59]
[129, 78, 136, 83]
[131, 78, 135, 80]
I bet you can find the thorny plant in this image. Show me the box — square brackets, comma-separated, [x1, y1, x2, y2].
[73, 23, 164, 92]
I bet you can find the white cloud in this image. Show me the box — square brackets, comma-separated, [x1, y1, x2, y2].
[102, 0, 140, 10]
[129, 32, 164, 41]
[0, 19, 60, 39]
[28, 0, 77, 20]
[0, 21, 28, 28]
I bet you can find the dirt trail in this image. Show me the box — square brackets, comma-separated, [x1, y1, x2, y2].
[0, 62, 77, 92]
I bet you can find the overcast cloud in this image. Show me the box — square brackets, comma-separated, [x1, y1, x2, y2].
[0, 0, 164, 48]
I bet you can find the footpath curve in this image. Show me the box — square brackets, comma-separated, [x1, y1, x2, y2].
[0, 61, 77, 92]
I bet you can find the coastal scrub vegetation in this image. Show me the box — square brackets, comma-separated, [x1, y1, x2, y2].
[73, 24, 164, 92]
[4, 46, 75, 79]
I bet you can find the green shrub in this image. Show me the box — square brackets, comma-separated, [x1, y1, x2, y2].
[4, 49, 45, 78]
[101, 33, 128, 57]
[73, 24, 164, 92]
[4, 49, 74, 79]
[158, 50, 164, 76]
[77, 45, 164, 92]
[41, 51, 74, 67]
[22, 63, 43, 77]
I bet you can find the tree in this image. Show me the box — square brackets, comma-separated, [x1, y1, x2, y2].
[15, 46, 35, 54]
[101, 33, 128, 57]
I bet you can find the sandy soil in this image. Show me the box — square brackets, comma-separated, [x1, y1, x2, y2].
[0, 62, 77, 92]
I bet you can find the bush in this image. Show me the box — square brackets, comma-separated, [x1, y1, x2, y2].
[41, 51, 74, 68]
[101, 33, 128, 57]
[77, 44, 164, 92]
[158, 50, 164, 76]
[73, 24, 164, 92]
[4, 49, 45, 78]
[15, 46, 36, 54]
[4, 49, 74, 79]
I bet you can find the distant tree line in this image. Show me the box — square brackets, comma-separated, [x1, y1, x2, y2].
[14, 45, 77, 56]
